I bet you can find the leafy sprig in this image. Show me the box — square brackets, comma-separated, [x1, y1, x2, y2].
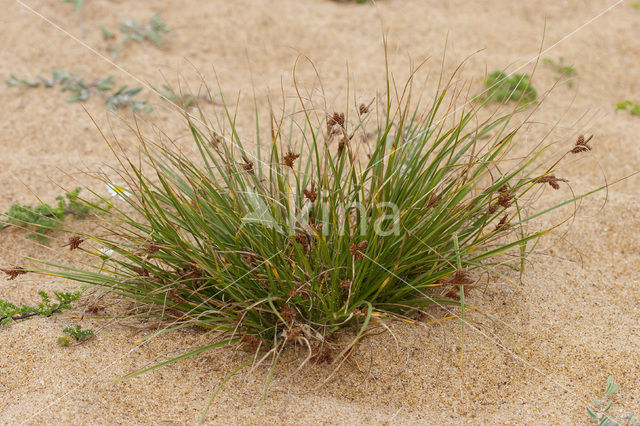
[105, 12, 170, 57]
[544, 57, 576, 88]
[587, 377, 640, 426]
[58, 324, 94, 345]
[1, 187, 91, 243]
[0, 290, 81, 325]
[6, 71, 152, 113]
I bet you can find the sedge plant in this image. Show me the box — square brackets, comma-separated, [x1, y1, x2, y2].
[25, 57, 601, 411]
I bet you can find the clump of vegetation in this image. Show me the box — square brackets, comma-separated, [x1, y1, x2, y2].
[0, 290, 81, 325]
[30, 60, 599, 418]
[104, 12, 170, 57]
[6, 71, 152, 113]
[474, 70, 537, 105]
[616, 100, 640, 116]
[58, 324, 94, 345]
[0, 187, 90, 244]
[544, 57, 576, 88]
[587, 376, 640, 426]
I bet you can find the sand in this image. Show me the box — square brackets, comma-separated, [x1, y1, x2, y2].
[1, 0, 639, 424]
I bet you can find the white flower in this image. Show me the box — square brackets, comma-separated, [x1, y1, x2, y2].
[106, 183, 132, 200]
[97, 247, 114, 259]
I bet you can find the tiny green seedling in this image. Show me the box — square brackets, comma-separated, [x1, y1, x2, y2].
[156, 84, 213, 109]
[586, 376, 640, 425]
[59, 324, 94, 345]
[616, 100, 640, 116]
[62, 0, 83, 11]
[105, 12, 170, 57]
[0, 187, 90, 244]
[0, 290, 81, 325]
[100, 25, 115, 40]
[6, 71, 152, 113]
[474, 70, 537, 105]
[543, 57, 577, 88]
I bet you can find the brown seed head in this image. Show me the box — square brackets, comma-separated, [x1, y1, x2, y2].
[294, 232, 309, 247]
[303, 185, 318, 202]
[64, 236, 84, 251]
[210, 132, 222, 148]
[571, 134, 593, 154]
[1, 267, 28, 280]
[495, 214, 511, 232]
[332, 112, 345, 127]
[281, 304, 297, 324]
[338, 136, 349, 154]
[283, 151, 300, 168]
[359, 103, 369, 114]
[497, 192, 514, 208]
[339, 279, 351, 290]
[537, 174, 568, 190]
[241, 156, 254, 175]
[349, 241, 368, 260]
[327, 112, 345, 134]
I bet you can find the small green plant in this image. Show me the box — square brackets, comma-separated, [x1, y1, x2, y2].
[6, 71, 153, 113]
[0, 187, 90, 243]
[474, 70, 537, 105]
[632, 2, 639, 10]
[0, 290, 81, 325]
[105, 12, 170, 57]
[156, 84, 213, 109]
[587, 376, 640, 426]
[543, 57, 576, 88]
[62, 0, 83, 11]
[100, 25, 115, 40]
[616, 100, 640, 116]
[59, 324, 94, 345]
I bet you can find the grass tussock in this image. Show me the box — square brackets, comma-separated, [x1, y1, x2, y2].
[27, 57, 596, 385]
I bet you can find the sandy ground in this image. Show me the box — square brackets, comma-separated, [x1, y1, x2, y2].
[1, 0, 639, 424]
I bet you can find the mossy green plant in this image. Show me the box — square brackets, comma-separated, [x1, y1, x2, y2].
[474, 70, 537, 105]
[616, 100, 640, 116]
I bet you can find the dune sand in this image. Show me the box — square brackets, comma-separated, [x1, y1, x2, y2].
[1, 0, 639, 424]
